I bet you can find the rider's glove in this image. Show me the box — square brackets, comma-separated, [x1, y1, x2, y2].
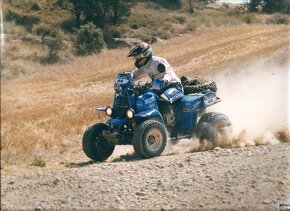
[161, 79, 169, 89]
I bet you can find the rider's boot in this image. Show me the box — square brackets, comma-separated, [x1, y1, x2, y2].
[165, 106, 175, 127]
[165, 106, 178, 138]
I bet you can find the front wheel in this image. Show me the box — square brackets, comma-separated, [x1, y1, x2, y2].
[82, 123, 115, 162]
[133, 120, 167, 158]
[196, 112, 232, 143]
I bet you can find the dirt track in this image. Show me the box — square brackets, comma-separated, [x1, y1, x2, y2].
[1, 24, 290, 210]
[2, 144, 290, 210]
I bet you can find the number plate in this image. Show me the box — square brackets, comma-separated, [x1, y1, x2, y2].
[204, 92, 216, 106]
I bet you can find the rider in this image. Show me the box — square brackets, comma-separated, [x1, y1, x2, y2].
[128, 41, 183, 127]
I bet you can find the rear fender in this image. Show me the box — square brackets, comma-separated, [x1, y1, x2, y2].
[177, 95, 204, 131]
[202, 91, 221, 108]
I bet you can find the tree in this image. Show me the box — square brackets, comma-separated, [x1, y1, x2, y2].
[82, 0, 135, 27]
[247, 0, 290, 14]
[110, 0, 133, 24]
[57, 0, 136, 29]
[56, 0, 84, 28]
[263, 0, 290, 14]
[247, 0, 261, 12]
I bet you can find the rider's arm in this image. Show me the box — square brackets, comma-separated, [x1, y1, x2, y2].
[163, 70, 172, 83]
[160, 61, 173, 83]
[132, 67, 146, 81]
[161, 60, 181, 84]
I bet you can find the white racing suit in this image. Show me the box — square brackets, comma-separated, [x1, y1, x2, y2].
[132, 56, 183, 103]
[132, 56, 183, 127]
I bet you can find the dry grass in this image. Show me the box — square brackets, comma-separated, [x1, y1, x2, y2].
[1, 25, 289, 173]
[1, 48, 132, 164]
[126, 2, 246, 41]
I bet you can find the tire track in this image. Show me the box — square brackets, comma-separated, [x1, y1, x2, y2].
[168, 26, 289, 75]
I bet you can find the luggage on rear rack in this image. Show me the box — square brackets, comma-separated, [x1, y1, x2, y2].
[180, 76, 217, 95]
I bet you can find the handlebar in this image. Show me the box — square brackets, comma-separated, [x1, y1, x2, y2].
[133, 81, 152, 89]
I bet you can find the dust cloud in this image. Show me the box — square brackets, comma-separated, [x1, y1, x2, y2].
[214, 48, 289, 136]
[165, 47, 290, 155]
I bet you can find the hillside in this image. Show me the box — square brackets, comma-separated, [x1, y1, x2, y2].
[2, 0, 289, 79]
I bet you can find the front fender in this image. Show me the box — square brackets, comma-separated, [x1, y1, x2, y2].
[107, 118, 128, 126]
[135, 109, 164, 123]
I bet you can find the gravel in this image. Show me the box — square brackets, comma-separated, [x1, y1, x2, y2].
[2, 143, 290, 210]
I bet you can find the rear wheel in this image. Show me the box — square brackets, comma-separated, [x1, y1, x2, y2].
[82, 123, 115, 162]
[133, 120, 167, 158]
[196, 112, 232, 143]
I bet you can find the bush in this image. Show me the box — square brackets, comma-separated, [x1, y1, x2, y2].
[31, 3, 40, 11]
[266, 14, 290, 24]
[31, 157, 46, 167]
[61, 18, 78, 32]
[227, 8, 243, 16]
[33, 23, 59, 43]
[186, 19, 198, 31]
[244, 14, 257, 24]
[74, 22, 106, 56]
[173, 14, 187, 24]
[44, 36, 63, 63]
[5, 10, 39, 31]
[103, 28, 122, 48]
[33, 24, 64, 63]
[150, 0, 182, 10]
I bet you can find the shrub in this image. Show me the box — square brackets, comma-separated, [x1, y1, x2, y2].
[31, 3, 40, 11]
[31, 157, 46, 167]
[74, 22, 106, 56]
[44, 36, 63, 63]
[33, 24, 64, 63]
[266, 14, 290, 24]
[130, 24, 139, 29]
[173, 14, 187, 24]
[33, 23, 58, 43]
[227, 7, 243, 16]
[186, 19, 198, 31]
[103, 27, 122, 48]
[149, 0, 182, 10]
[61, 18, 78, 32]
[5, 10, 39, 31]
[223, 3, 230, 9]
[244, 14, 257, 24]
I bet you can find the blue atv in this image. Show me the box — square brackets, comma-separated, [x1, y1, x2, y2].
[82, 71, 231, 161]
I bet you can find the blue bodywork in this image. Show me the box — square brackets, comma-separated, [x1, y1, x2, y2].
[98, 72, 219, 142]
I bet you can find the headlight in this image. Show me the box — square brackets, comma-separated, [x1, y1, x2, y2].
[105, 106, 113, 116]
[114, 86, 122, 92]
[126, 109, 134, 119]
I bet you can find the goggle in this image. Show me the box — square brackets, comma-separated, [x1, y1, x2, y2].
[134, 53, 144, 60]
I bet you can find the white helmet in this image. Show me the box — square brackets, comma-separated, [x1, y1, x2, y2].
[128, 42, 153, 68]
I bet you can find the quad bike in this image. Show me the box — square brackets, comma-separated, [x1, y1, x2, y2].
[82, 70, 231, 161]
